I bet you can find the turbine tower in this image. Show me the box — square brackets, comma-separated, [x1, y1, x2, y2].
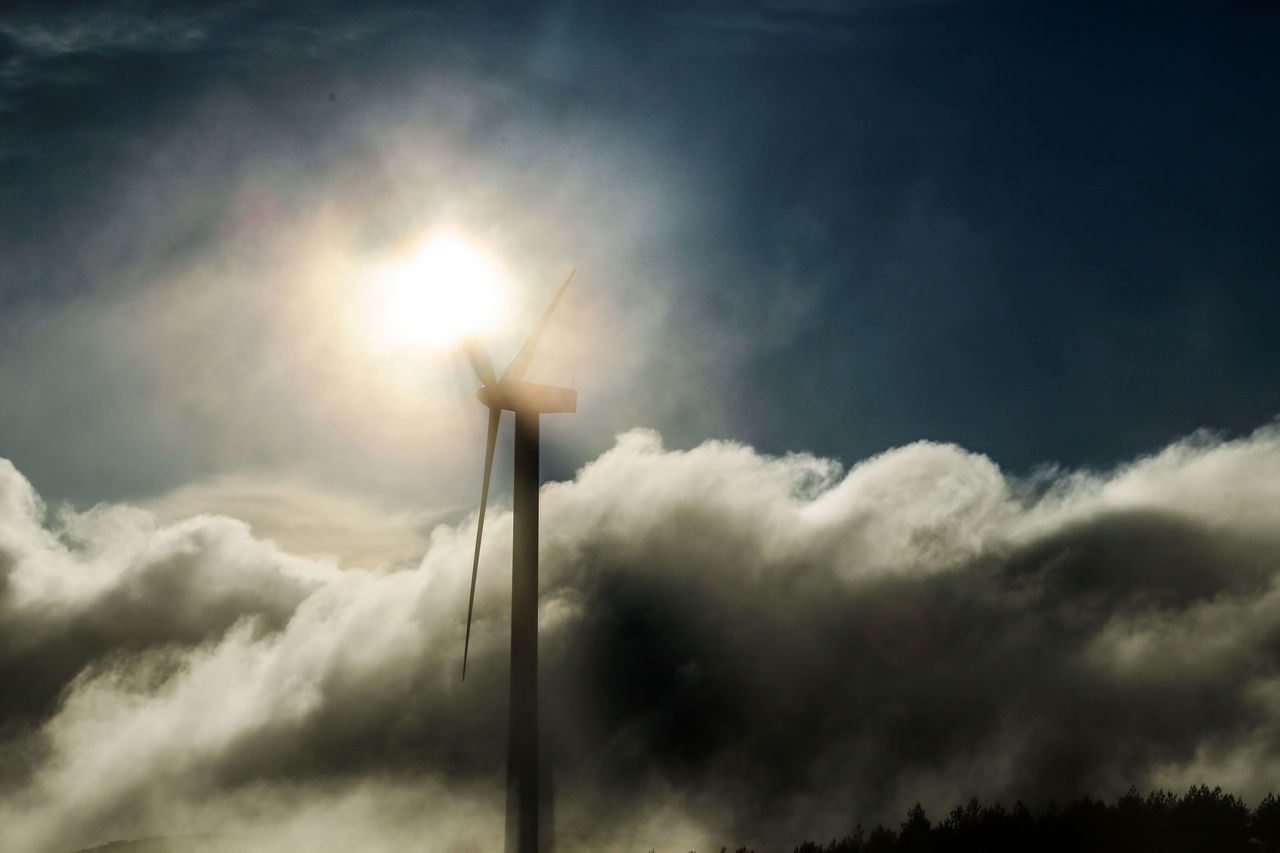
[462, 271, 576, 853]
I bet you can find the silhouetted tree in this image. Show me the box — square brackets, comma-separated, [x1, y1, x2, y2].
[1172, 785, 1249, 852]
[1254, 792, 1280, 852]
[897, 803, 931, 852]
[864, 823, 897, 853]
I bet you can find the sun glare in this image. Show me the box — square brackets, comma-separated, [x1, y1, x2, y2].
[366, 232, 504, 352]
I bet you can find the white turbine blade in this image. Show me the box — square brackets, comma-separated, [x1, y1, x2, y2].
[500, 270, 574, 385]
[462, 338, 497, 387]
[462, 405, 501, 681]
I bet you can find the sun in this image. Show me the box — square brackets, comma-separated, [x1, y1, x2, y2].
[365, 231, 505, 352]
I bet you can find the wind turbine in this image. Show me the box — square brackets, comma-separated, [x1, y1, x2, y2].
[461, 271, 576, 853]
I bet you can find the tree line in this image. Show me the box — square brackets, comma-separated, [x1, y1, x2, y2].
[700, 785, 1280, 853]
[788, 786, 1280, 853]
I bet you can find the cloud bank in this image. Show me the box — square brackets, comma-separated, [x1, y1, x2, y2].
[3, 422, 1280, 851]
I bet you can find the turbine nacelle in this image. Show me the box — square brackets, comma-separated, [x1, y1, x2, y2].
[477, 381, 577, 414]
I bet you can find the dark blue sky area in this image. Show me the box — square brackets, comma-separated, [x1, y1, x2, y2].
[636, 2, 1280, 470]
[1, 1, 1277, 504]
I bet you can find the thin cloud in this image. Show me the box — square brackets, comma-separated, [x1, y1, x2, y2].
[0, 2, 415, 111]
[0, 7, 222, 58]
[143, 473, 451, 570]
[664, 0, 955, 45]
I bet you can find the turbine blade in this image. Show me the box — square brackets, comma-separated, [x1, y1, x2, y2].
[462, 338, 497, 387]
[500, 270, 575, 385]
[463, 405, 501, 680]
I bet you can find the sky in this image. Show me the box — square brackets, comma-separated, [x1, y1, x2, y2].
[1, 2, 1279, 851]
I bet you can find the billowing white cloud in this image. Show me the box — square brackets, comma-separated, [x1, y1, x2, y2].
[2, 422, 1280, 851]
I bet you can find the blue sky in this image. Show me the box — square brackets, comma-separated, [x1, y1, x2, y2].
[2, 0, 1275, 513]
